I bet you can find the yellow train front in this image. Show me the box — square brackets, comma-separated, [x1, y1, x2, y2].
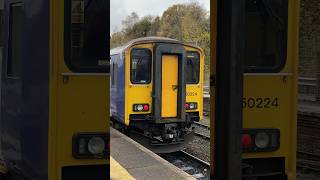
[0, 0, 109, 179]
[110, 37, 204, 153]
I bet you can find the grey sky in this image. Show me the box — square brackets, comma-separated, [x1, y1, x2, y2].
[110, 0, 210, 34]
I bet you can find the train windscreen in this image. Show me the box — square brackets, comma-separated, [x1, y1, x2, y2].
[65, 0, 109, 73]
[130, 48, 152, 84]
[186, 52, 200, 84]
[245, 0, 288, 72]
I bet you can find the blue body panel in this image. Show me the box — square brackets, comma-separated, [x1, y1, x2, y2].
[110, 53, 126, 122]
[1, 0, 49, 179]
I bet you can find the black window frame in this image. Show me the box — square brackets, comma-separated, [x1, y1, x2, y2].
[64, 0, 109, 73]
[7, 2, 24, 79]
[244, 0, 288, 73]
[130, 48, 152, 84]
[186, 51, 200, 84]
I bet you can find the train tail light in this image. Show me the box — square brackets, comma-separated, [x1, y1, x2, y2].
[185, 102, 197, 110]
[73, 133, 109, 159]
[242, 129, 280, 153]
[143, 105, 149, 111]
[133, 104, 150, 112]
[241, 134, 253, 148]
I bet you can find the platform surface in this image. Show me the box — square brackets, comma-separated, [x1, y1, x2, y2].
[110, 128, 195, 180]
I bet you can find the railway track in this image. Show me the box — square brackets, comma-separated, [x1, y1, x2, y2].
[297, 112, 320, 172]
[298, 113, 320, 129]
[160, 150, 210, 180]
[193, 122, 210, 141]
[297, 151, 320, 172]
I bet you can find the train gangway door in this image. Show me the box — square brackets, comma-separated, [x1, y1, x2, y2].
[161, 55, 178, 118]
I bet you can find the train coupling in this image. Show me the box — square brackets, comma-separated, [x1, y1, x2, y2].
[161, 123, 179, 142]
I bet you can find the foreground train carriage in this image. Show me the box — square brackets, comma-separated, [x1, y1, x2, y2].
[110, 37, 204, 153]
[0, 0, 109, 179]
[211, 0, 299, 179]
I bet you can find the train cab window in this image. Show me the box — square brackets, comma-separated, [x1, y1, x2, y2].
[65, 0, 109, 73]
[130, 49, 152, 84]
[186, 52, 200, 84]
[7, 3, 23, 78]
[245, 0, 288, 72]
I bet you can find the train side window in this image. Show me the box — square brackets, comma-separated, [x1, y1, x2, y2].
[111, 57, 117, 87]
[65, 0, 109, 73]
[111, 63, 115, 86]
[130, 49, 152, 84]
[7, 3, 23, 78]
[186, 52, 200, 84]
[0, 7, 3, 48]
[245, 0, 288, 72]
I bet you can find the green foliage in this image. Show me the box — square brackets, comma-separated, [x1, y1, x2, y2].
[110, 2, 210, 84]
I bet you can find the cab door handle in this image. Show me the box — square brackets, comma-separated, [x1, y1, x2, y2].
[172, 85, 178, 90]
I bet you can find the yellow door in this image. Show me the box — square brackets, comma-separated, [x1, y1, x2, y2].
[161, 55, 178, 118]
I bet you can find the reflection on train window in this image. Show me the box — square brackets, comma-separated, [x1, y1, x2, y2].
[130, 49, 152, 84]
[66, 0, 109, 73]
[245, 0, 288, 72]
[186, 52, 200, 84]
[7, 3, 23, 78]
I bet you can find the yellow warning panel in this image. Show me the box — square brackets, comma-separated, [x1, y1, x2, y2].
[110, 157, 135, 180]
[161, 55, 178, 118]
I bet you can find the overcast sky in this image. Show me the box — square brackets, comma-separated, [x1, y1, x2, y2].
[110, 0, 210, 34]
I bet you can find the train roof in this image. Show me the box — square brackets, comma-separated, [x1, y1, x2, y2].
[110, 36, 202, 55]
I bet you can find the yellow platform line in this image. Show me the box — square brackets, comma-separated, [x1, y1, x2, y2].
[110, 157, 136, 180]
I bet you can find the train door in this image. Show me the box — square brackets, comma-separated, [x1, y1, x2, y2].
[211, 0, 245, 179]
[153, 44, 186, 123]
[161, 55, 178, 118]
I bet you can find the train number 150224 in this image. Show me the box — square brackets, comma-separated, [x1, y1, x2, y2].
[242, 97, 278, 109]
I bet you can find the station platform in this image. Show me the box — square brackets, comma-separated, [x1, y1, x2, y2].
[110, 128, 195, 180]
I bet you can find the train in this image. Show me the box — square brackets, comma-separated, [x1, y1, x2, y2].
[211, 0, 299, 179]
[110, 37, 204, 153]
[0, 0, 109, 179]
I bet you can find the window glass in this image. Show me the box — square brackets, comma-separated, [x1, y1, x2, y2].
[245, 0, 288, 72]
[186, 52, 200, 84]
[110, 55, 117, 87]
[66, 0, 109, 73]
[8, 3, 23, 78]
[130, 49, 151, 84]
[111, 63, 115, 86]
[0, 8, 3, 47]
[0, 5, 4, 65]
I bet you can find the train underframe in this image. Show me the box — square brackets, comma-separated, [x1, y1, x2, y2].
[112, 112, 200, 153]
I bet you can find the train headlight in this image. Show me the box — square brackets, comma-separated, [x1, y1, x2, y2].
[137, 105, 143, 111]
[73, 133, 109, 159]
[255, 132, 269, 149]
[88, 137, 106, 155]
[242, 129, 279, 153]
[185, 102, 197, 110]
[133, 104, 150, 112]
